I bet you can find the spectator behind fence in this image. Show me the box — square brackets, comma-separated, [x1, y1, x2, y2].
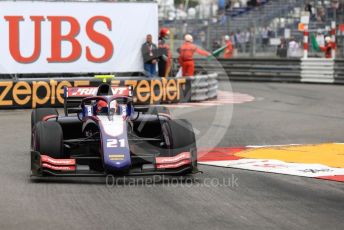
[234, 30, 241, 50]
[287, 37, 300, 58]
[276, 38, 287, 58]
[244, 29, 251, 52]
[247, 0, 258, 7]
[304, 1, 314, 16]
[316, 29, 325, 48]
[212, 40, 222, 52]
[261, 27, 269, 51]
[230, 32, 237, 48]
[316, 6, 326, 23]
[239, 30, 246, 53]
[141, 34, 158, 77]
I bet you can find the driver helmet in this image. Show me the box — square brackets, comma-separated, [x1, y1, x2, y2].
[97, 100, 108, 113]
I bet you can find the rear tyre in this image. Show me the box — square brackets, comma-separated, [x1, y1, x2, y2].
[31, 108, 58, 132]
[33, 121, 64, 159]
[162, 119, 197, 174]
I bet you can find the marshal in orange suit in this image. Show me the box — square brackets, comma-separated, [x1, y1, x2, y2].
[178, 34, 210, 77]
[223, 35, 234, 59]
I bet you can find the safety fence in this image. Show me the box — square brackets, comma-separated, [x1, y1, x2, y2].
[193, 58, 344, 85]
[0, 74, 218, 109]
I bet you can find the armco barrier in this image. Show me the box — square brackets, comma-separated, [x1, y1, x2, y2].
[0, 74, 218, 109]
[193, 58, 344, 85]
[335, 59, 344, 84]
[189, 73, 218, 102]
[195, 58, 302, 82]
[301, 58, 335, 83]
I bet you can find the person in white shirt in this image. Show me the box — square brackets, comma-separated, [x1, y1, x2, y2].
[316, 30, 325, 48]
[287, 37, 300, 58]
[240, 0, 248, 7]
[239, 30, 247, 53]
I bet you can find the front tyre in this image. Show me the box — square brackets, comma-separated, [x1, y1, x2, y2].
[33, 121, 64, 159]
[162, 119, 197, 174]
[31, 108, 58, 132]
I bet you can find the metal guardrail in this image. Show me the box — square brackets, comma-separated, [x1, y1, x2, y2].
[335, 59, 344, 84]
[194, 58, 302, 82]
[193, 58, 344, 85]
[189, 73, 218, 102]
[301, 58, 335, 83]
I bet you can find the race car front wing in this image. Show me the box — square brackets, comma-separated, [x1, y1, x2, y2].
[31, 150, 197, 177]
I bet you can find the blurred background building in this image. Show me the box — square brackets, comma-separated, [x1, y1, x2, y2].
[70, 0, 344, 58]
[155, 0, 344, 58]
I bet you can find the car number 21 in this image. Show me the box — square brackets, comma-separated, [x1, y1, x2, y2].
[106, 138, 126, 148]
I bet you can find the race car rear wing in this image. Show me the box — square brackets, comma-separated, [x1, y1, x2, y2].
[63, 86, 133, 116]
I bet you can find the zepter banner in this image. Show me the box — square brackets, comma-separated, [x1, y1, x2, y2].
[0, 1, 158, 74]
[0, 78, 190, 108]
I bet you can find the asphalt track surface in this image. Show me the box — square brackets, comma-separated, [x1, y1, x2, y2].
[0, 82, 343, 230]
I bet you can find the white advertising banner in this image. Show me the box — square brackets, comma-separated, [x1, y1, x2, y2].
[0, 1, 158, 74]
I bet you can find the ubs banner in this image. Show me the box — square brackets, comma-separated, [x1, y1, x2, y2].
[0, 78, 191, 109]
[0, 1, 158, 74]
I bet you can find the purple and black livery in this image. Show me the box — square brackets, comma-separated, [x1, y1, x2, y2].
[31, 83, 198, 177]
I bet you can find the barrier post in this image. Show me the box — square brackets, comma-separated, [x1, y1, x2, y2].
[331, 21, 336, 59]
[301, 12, 310, 59]
[303, 24, 309, 59]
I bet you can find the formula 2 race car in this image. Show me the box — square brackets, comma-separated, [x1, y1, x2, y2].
[30, 82, 198, 177]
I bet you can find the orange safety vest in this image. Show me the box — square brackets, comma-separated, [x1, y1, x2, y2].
[321, 42, 335, 59]
[223, 41, 234, 58]
[178, 42, 209, 64]
[158, 39, 172, 77]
